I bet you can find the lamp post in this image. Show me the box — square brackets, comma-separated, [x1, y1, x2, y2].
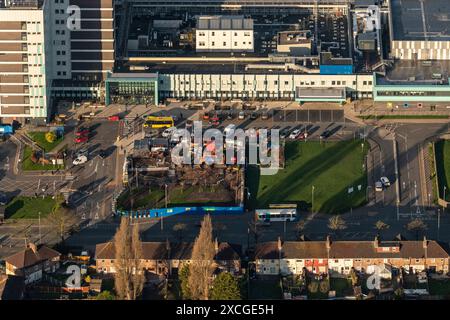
[311, 185, 315, 214]
[38, 212, 41, 245]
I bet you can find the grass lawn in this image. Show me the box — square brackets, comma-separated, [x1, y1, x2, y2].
[5, 196, 57, 219]
[27, 132, 63, 152]
[435, 140, 450, 201]
[428, 278, 450, 296]
[247, 140, 368, 214]
[249, 279, 282, 299]
[116, 188, 165, 210]
[169, 184, 234, 206]
[22, 146, 64, 171]
[330, 277, 353, 297]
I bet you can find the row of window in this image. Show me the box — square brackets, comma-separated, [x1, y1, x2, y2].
[198, 31, 251, 37]
[171, 80, 368, 87]
[199, 41, 252, 47]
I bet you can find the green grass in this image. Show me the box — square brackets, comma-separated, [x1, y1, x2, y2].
[22, 146, 64, 171]
[330, 277, 353, 297]
[428, 279, 450, 296]
[434, 140, 450, 201]
[247, 140, 368, 214]
[358, 115, 449, 120]
[248, 279, 282, 299]
[169, 184, 233, 206]
[27, 132, 63, 152]
[116, 188, 165, 210]
[5, 196, 57, 219]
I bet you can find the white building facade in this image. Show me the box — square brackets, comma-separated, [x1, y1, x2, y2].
[0, 2, 52, 122]
[196, 16, 254, 53]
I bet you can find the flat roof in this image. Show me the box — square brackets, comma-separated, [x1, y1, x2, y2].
[197, 15, 253, 30]
[381, 60, 450, 85]
[391, 0, 450, 41]
[106, 73, 159, 80]
[296, 87, 346, 98]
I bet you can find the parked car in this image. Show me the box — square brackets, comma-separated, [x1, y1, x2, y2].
[73, 155, 88, 165]
[209, 114, 220, 126]
[298, 131, 309, 140]
[0, 192, 8, 206]
[380, 177, 390, 187]
[108, 115, 120, 121]
[226, 112, 234, 120]
[162, 126, 177, 138]
[238, 111, 245, 120]
[74, 135, 88, 144]
[289, 129, 301, 139]
[280, 127, 291, 139]
[320, 130, 331, 139]
[75, 127, 89, 137]
[250, 112, 258, 120]
[375, 181, 383, 192]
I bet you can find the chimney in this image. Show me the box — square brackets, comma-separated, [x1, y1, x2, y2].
[373, 236, 379, 249]
[326, 235, 331, 250]
[214, 238, 219, 254]
[28, 243, 38, 254]
[423, 236, 428, 249]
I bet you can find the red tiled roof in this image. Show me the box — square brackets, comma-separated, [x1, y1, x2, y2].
[4, 245, 60, 269]
[255, 240, 450, 260]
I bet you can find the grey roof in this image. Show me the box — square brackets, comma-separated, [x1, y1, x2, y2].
[197, 16, 253, 30]
[391, 0, 450, 41]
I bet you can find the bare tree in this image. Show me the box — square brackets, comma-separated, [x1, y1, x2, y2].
[406, 219, 428, 240]
[173, 223, 187, 242]
[114, 218, 145, 300]
[327, 215, 347, 238]
[188, 215, 216, 300]
[296, 220, 306, 237]
[47, 195, 77, 243]
[374, 220, 390, 237]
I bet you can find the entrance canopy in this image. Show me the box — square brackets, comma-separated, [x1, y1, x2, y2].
[295, 87, 346, 103]
[105, 73, 159, 105]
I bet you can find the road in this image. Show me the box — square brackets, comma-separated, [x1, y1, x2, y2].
[1, 106, 449, 259]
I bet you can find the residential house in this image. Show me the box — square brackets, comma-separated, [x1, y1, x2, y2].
[4, 243, 61, 284]
[254, 236, 450, 276]
[95, 240, 242, 277]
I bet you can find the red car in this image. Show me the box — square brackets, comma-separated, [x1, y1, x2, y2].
[75, 127, 89, 136]
[75, 135, 88, 143]
[108, 115, 120, 121]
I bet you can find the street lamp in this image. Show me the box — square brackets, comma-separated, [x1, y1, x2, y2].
[311, 185, 315, 214]
[38, 212, 41, 245]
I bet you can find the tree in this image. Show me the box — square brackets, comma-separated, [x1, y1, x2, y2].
[296, 220, 306, 237]
[374, 220, 390, 237]
[327, 215, 347, 237]
[45, 131, 57, 144]
[95, 291, 116, 300]
[113, 218, 145, 300]
[47, 195, 77, 243]
[188, 214, 216, 300]
[406, 218, 427, 240]
[173, 223, 187, 242]
[349, 268, 359, 287]
[179, 264, 191, 299]
[210, 272, 241, 300]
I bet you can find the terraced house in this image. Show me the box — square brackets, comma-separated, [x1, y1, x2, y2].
[95, 240, 242, 276]
[254, 237, 450, 276]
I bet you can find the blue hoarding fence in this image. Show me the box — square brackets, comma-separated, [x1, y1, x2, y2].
[0, 125, 14, 134]
[115, 205, 244, 219]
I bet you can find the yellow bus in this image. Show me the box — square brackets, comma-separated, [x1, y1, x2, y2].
[143, 116, 174, 129]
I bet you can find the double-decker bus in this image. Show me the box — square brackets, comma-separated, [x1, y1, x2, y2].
[143, 116, 174, 129]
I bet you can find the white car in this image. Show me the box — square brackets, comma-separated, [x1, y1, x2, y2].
[375, 181, 383, 192]
[238, 111, 245, 120]
[380, 177, 390, 187]
[289, 129, 301, 139]
[162, 126, 177, 138]
[224, 124, 237, 136]
[73, 155, 88, 166]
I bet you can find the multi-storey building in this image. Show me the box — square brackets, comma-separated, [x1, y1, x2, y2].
[50, 0, 115, 101]
[255, 237, 450, 276]
[0, 0, 51, 124]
